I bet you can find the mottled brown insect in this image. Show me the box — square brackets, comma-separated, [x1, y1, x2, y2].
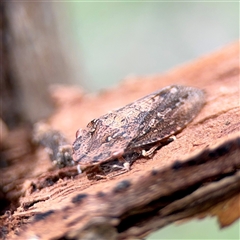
[72, 85, 205, 175]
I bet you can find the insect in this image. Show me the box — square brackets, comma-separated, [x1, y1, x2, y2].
[72, 85, 205, 177]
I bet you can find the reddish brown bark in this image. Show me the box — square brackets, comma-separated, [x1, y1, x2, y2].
[0, 42, 239, 239]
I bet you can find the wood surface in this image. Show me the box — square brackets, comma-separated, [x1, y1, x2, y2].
[0, 41, 239, 239]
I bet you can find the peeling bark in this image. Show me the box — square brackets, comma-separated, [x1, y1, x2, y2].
[0, 42, 239, 240]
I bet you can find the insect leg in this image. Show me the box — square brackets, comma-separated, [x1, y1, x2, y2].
[141, 143, 162, 157]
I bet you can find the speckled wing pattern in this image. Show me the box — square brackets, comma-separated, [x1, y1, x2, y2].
[72, 85, 205, 166]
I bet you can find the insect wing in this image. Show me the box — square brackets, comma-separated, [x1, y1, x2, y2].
[72, 85, 205, 166]
[127, 85, 205, 149]
[72, 90, 159, 165]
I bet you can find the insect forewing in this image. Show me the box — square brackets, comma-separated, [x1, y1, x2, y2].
[72, 85, 205, 166]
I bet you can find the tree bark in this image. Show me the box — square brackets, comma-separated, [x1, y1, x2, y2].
[0, 42, 239, 239]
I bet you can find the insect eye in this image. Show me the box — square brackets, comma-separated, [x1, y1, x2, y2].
[87, 119, 99, 134]
[87, 119, 97, 128]
[76, 129, 83, 138]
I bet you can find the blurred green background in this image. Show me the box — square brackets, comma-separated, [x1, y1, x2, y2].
[52, 2, 239, 239]
[53, 1, 238, 92]
[148, 218, 240, 240]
